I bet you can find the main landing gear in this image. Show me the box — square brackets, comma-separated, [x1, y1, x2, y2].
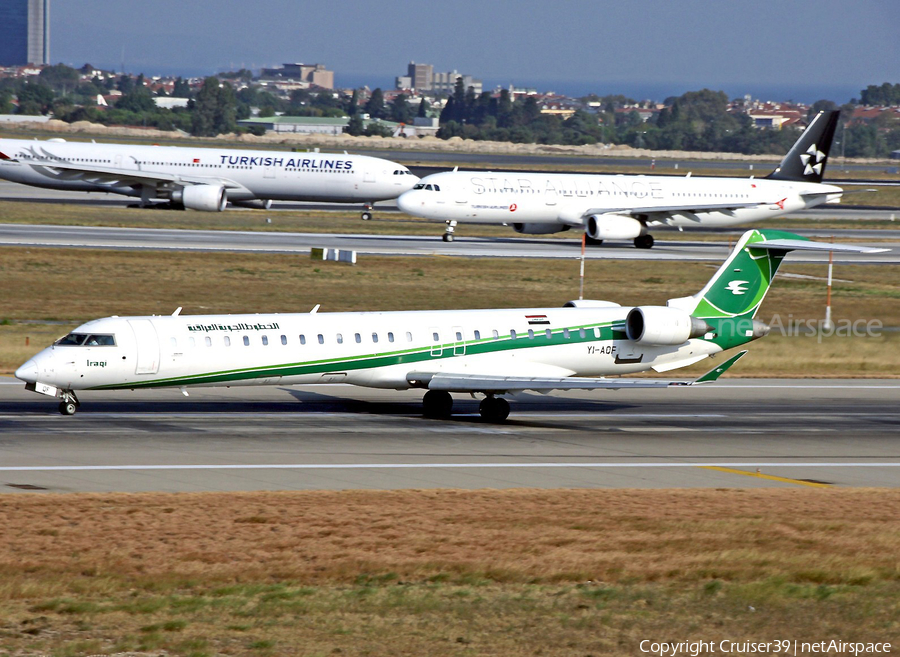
[57, 390, 80, 416]
[422, 390, 510, 422]
[634, 234, 654, 249]
[361, 203, 374, 221]
[442, 220, 457, 242]
[584, 234, 655, 249]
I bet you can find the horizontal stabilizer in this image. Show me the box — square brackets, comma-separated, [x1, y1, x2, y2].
[750, 239, 888, 254]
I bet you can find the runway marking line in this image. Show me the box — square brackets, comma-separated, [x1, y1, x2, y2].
[699, 466, 831, 488]
[0, 462, 897, 473]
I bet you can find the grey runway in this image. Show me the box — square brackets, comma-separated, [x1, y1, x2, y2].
[1, 222, 897, 263]
[1, 379, 897, 493]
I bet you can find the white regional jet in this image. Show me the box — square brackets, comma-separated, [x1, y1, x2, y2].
[398, 111, 844, 247]
[0, 138, 418, 217]
[16, 229, 884, 420]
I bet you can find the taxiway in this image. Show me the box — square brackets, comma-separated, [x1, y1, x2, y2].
[0, 378, 897, 493]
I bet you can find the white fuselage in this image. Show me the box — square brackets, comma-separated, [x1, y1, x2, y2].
[0, 138, 418, 204]
[397, 170, 843, 229]
[16, 308, 721, 394]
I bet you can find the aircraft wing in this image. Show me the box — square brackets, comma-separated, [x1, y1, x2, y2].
[407, 351, 746, 394]
[580, 201, 765, 217]
[12, 145, 244, 190]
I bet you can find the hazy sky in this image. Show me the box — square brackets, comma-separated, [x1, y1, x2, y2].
[51, 0, 899, 102]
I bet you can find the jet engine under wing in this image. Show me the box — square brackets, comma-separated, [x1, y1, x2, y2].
[408, 351, 747, 393]
[17, 146, 245, 191]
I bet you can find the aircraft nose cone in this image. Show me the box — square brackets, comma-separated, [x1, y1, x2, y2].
[15, 359, 38, 383]
[397, 191, 413, 214]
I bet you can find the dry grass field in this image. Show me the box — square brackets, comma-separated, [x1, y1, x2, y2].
[2, 246, 898, 376]
[0, 489, 898, 656]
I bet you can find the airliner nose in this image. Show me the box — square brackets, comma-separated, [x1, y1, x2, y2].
[15, 359, 38, 383]
[397, 191, 415, 214]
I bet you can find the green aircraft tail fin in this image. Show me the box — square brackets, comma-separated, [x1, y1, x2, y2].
[668, 230, 805, 320]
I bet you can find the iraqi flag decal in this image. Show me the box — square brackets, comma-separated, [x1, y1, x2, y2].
[526, 314, 550, 325]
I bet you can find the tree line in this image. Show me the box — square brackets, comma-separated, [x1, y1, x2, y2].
[1, 65, 898, 157]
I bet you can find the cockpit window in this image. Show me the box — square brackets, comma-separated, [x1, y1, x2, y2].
[413, 183, 425, 190]
[55, 333, 116, 347]
[55, 333, 87, 346]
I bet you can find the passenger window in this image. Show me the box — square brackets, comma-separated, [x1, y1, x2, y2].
[355, 333, 361, 343]
[406, 332, 413, 342]
[432, 332, 439, 342]
[455, 331, 462, 341]
[299, 334, 306, 345]
[318, 334, 324, 344]
[189, 337, 196, 348]
[527, 329, 534, 339]
[243, 336, 250, 346]
[474, 330, 481, 340]
[492, 330, 499, 339]
[579, 328, 586, 338]
[388, 332, 394, 342]
[262, 336, 268, 346]
[336, 333, 343, 344]
[205, 336, 212, 347]
[281, 335, 287, 345]
[594, 328, 600, 338]
[510, 329, 517, 339]
[170, 337, 177, 348]
[372, 332, 378, 343]
[563, 329, 570, 339]
[224, 336, 231, 347]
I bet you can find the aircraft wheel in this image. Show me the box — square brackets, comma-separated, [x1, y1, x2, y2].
[423, 390, 453, 418]
[361, 211, 373, 221]
[59, 401, 77, 416]
[479, 396, 510, 422]
[442, 234, 454, 242]
[634, 234, 654, 249]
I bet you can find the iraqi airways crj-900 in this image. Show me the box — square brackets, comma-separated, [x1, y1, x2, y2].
[16, 230, 885, 420]
[0, 138, 418, 217]
[397, 111, 844, 247]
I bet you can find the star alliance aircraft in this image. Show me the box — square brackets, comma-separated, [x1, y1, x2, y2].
[398, 111, 844, 247]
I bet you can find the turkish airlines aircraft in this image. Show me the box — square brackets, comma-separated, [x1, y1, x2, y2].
[0, 138, 418, 217]
[398, 111, 844, 247]
[15, 229, 884, 420]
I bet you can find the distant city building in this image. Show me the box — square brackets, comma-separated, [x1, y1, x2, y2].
[395, 62, 481, 95]
[260, 63, 334, 89]
[431, 71, 482, 95]
[0, 0, 49, 66]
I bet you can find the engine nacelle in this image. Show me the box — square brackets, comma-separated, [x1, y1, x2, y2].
[625, 306, 711, 346]
[586, 214, 643, 240]
[563, 299, 621, 308]
[512, 223, 569, 235]
[173, 185, 227, 212]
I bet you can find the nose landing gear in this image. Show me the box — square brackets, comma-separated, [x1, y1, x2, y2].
[442, 220, 457, 242]
[57, 391, 80, 416]
[361, 203, 374, 221]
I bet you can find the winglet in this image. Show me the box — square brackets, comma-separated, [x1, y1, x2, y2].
[691, 351, 747, 385]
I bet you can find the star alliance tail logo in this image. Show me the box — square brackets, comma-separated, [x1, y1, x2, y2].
[800, 144, 826, 177]
[725, 280, 750, 295]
